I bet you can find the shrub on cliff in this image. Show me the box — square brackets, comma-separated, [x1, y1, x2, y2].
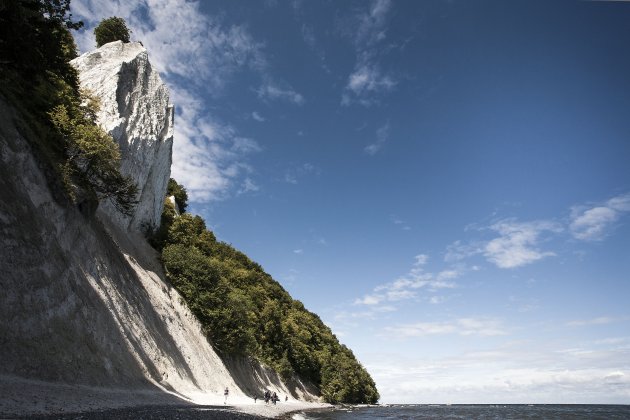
[167, 178, 188, 213]
[48, 92, 138, 215]
[94, 17, 131, 47]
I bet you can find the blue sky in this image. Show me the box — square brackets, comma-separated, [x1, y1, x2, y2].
[72, 0, 630, 404]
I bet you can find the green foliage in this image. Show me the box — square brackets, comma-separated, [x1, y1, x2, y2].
[48, 95, 138, 214]
[320, 346, 380, 404]
[155, 183, 380, 403]
[149, 198, 178, 249]
[167, 178, 188, 212]
[94, 16, 130, 47]
[0, 1, 138, 216]
[1, 0, 82, 88]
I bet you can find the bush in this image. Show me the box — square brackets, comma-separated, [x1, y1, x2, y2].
[94, 17, 130, 47]
[48, 90, 138, 215]
[167, 178, 188, 213]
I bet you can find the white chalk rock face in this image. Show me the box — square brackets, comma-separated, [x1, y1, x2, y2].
[71, 41, 173, 232]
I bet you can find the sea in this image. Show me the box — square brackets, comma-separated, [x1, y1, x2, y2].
[292, 404, 630, 419]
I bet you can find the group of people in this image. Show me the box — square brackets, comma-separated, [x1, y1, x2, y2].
[263, 389, 279, 405]
[224, 386, 289, 406]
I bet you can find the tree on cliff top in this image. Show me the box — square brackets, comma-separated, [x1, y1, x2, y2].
[94, 17, 131, 47]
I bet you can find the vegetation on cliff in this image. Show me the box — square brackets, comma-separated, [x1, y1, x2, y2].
[0, 0, 137, 214]
[94, 16, 131, 47]
[155, 180, 380, 404]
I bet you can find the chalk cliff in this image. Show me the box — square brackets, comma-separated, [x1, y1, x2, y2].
[70, 41, 173, 232]
[0, 41, 317, 415]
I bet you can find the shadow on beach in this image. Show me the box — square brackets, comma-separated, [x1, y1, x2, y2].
[17, 404, 265, 419]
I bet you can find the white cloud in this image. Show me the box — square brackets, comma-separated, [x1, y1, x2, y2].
[367, 337, 630, 404]
[444, 240, 484, 262]
[608, 193, 630, 211]
[169, 88, 261, 201]
[284, 163, 318, 184]
[364, 122, 390, 155]
[570, 193, 630, 241]
[301, 23, 316, 48]
[257, 82, 305, 105]
[567, 316, 617, 327]
[252, 111, 266, 122]
[414, 254, 429, 266]
[436, 269, 459, 281]
[237, 178, 259, 195]
[348, 65, 396, 97]
[354, 254, 456, 308]
[385, 317, 506, 338]
[390, 215, 412, 231]
[484, 220, 562, 269]
[293, 249, 303, 254]
[342, 63, 396, 106]
[355, 0, 392, 46]
[231, 137, 262, 153]
[354, 295, 382, 305]
[341, 0, 397, 106]
[429, 296, 446, 305]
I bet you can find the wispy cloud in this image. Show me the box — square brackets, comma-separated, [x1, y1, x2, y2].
[355, 0, 392, 46]
[364, 122, 390, 155]
[570, 193, 630, 241]
[343, 64, 396, 106]
[237, 178, 260, 195]
[445, 192, 630, 269]
[284, 163, 318, 184]
[299, 22, 331, 74]
[444, 220, 561, 270]
[444, 240, 484, 263]
[391, 214, 411, 231]
[257, 81, 305, 105]
[301, 23, 316, 48]
[252, 111, 266, 122]
[354, 254, 457, 307]
[385, 317, 506, 338]
[484, 220, 562, 269]
[341, 0, 397, 106]
[567, 316, 619, 327]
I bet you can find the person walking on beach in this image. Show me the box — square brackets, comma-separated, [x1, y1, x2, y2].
[224, 387, 229, 404]
[264, 390, 270, 404]
[272, 391, 278, 405]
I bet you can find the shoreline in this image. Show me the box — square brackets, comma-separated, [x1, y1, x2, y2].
[0, 375, 330, 419]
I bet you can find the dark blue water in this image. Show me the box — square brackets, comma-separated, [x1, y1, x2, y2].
[295, 404, 630, 419]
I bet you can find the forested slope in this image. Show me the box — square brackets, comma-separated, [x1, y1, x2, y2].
[155, 180, 380, 404]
